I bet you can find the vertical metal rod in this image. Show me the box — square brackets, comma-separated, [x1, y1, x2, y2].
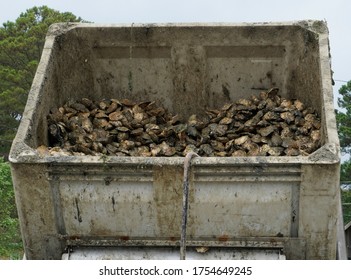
[180, 152, 198, 260]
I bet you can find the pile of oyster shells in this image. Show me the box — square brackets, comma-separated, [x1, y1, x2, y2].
[42, 88, 321, 157]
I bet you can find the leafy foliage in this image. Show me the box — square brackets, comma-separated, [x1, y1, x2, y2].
[340, 160, 351, 184]
[0, 6, 83, 158]
[340, 154, 351, 225]
[0, 158, 22, 259]
[341, 188, 351, 225]
[336, 80, 351, 156]
[0, 6, 84, 259]
[336, 80, 351, 224]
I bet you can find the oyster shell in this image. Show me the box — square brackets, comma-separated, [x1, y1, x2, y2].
[46, 89, 322, 157]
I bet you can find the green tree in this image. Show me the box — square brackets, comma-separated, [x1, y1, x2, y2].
[341, 161, 351, 224]
[337, 80, 351, 184]
[0, 158, 22, 259]
[340, 161, 351, 184]
[0, 6, 83, 158]
[341, 187, 351, 224]
[336, 80, 351, 223]
[337, 80, 351, 155]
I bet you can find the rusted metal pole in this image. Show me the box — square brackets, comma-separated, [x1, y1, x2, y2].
[180, 152, 198, 260]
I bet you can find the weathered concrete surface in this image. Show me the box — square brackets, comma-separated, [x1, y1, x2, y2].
[10, 21, 340, 259]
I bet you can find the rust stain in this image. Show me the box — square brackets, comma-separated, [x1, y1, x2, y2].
[119, 236, 130, 241]
[66, 235, 80, 240]
[270, 238, 277, 244]
[218, 234, 229, 242]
